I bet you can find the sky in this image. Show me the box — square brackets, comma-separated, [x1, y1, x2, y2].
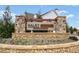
[0, 5, 79, 29]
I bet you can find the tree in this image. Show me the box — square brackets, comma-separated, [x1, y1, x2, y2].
[66, 23, 70, 33]
[3, 6, 12, 25]
[69, 26, 74, 34]
[24, 11, 28, 15]
[0, 6, 14, 38]
[0, 20, 14, 38]
[73, 28, 77, 31]
[36, 10, 42, 19]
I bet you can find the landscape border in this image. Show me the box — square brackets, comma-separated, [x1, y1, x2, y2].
[0, 41, 79, 53]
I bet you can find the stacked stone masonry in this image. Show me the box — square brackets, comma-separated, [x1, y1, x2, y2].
[0, 41, 79, 53]
[15, 15, 67, 33]
[12, 33, 70, 40]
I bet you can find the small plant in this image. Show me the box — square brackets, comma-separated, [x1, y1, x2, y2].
[69, 36, 78, 41]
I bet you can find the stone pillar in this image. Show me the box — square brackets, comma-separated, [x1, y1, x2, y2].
[15, 15, 26, 33]
[55, 16, 66, 33]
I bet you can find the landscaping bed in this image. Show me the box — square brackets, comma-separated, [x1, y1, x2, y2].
[0, 38, 77, 45]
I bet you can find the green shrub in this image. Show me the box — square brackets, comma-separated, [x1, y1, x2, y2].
[0, 21, 14, 38]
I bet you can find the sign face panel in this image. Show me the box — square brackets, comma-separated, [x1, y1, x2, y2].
[27, 22, 40, 30]
[27, 22, 54, 30]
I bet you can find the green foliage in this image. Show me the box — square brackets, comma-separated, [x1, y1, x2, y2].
[66, 23, 77, 34]
[24, 11, 28, 15]
[3, 6, 12, 26]
[0, 21, 14, 38]
[66, 23, 70, 33]
[36, 14, 42, 19]
[5, 6, 10, 12]
[73, 28, 77, 31]
[36, 10, 42, 19]
[0, 6, 14, 38]
[69, 26, 74, 34]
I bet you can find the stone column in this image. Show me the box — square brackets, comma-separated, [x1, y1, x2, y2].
[15, 15, 26, 33]
[55, 16, 66, 33]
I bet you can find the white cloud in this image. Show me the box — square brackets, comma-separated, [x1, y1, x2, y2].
[0, 10, 16, 22]
[66, 14, 75, 19]
[64, 5, 79, 7]
[56, 10, 75, 19]
[11, 13, 16, 22]
[70, 5, 79, 7]
[0, 10, 5, 17]
[55, 10, 69, 15]
[11, 13, 16, 19]
[58, 10, 68, 14]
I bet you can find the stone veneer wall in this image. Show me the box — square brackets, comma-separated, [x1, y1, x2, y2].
[12, 33, 70, 40]
[15, 16, 26, 33]
[0, 41, 79, 53]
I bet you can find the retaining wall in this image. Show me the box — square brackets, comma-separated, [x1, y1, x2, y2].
[12, 33, 70, 40]
[0, 41, 79, 53]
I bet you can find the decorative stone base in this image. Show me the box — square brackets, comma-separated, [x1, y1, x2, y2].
[12, 32, 70, 40]
[0, 41, 79, 53]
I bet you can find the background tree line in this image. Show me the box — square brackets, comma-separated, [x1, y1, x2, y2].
[66, 23, 77, 34]
[0, 6, 14, 38]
